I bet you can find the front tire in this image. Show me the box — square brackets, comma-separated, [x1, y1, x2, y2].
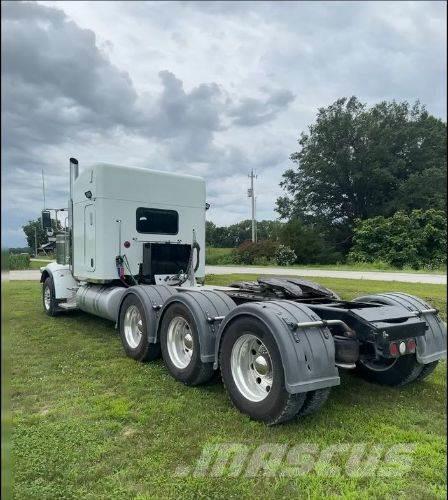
[356, 354, 425, 386]
[160, 303, 214, 385]
[219, 317, 306, 425]
[119, 294, 161, 362]
[42, 276, 59, 316]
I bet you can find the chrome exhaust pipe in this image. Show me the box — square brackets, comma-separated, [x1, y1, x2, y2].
[69, 158, 78, 273]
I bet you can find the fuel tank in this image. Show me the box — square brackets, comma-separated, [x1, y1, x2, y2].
[76, 284, 127, 322]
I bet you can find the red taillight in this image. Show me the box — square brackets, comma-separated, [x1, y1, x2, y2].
[389, 342, 399, 356]
[407, 339, 416, 353]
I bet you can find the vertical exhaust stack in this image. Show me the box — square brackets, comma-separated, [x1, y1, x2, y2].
[69, 158, 79, 273]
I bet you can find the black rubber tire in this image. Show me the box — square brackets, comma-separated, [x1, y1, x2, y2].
[160, 303, 214, 386]
[119, 294, 161, 362]
[42, 276, 60, 316]
[356, 354, 425, 387]
[219, 316, 306, 425]
[298, 388, 331, 417]
[415, 361, 439, 382]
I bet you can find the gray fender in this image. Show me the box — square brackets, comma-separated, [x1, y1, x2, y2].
[157, 290, 236, 363]
[214, 300, 340, 394]
[354, 293, 447, 364]
[117, 285, 175, 343]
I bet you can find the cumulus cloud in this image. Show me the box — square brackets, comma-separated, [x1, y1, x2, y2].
[1, 0, 446, 246]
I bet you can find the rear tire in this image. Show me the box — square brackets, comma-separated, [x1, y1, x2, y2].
[356, 354, 424, 387]
[42, 276, 59, 316]
[119, 294, 161, 362]
[160, 303, 214, 385]
[298, 388, 331, 417]
[219, 317, 306, 425]
[416, 361, 439, 382]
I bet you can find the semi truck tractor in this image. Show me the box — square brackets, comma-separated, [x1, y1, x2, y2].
[40, 158, 447, 425]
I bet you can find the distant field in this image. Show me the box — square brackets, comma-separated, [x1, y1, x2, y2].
[6, 277, 446, 499]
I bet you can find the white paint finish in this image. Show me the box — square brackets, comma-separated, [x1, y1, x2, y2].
[40, 262, 79, 299]
[205, 266, 447, 285]
[72, 163, 206, 282]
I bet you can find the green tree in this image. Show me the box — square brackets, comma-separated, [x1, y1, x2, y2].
[349, 209, 446, 269]
[279, 218, 343, 264]
[277, 97, 447, 251]
[206, 219, 283, 247]
[22, 217, 61, 252]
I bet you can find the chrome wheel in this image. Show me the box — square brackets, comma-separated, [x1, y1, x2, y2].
[123, 305, 143, 349]
[231, 334, 273, 402]
[166, 316, 193, 369]
[44, 286, 51, 310]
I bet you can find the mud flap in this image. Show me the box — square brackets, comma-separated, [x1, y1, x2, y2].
[355, 293, 447, 364]
[215, 300, 340, 394]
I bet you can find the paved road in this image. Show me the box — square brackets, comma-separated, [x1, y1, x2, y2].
[206, 265, 446, 284]
[6, 267, 446, 284]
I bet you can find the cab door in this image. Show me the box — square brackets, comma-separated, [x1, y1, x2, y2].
[84, 204, 96, 271]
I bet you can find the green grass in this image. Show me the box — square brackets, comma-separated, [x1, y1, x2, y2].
[205, 247, 234, 265]
[6, 278, 447, 499]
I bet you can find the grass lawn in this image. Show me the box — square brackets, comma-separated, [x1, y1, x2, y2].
[5, 277, 447, 499]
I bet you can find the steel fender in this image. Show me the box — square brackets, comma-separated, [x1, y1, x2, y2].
[157, 290, 236, 363]
[40, 262, 78, 300]
[117, 285, 175, 343]
[354, 293, 447, 364]
[214, 300, 340, 394]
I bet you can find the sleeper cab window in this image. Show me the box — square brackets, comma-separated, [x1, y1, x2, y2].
[136, 207, 179, 235]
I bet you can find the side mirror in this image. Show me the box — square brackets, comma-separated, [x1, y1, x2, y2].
[42, 210, 52, 230]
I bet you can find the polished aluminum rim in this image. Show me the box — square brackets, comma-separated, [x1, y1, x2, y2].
[231, 333, 273, 402]
[123, 305, 143, 349]
[167, 316, 193, 369]
[44, 286, 51, 310]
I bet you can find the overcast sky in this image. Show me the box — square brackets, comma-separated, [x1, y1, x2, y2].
[2, 1, 446, 247]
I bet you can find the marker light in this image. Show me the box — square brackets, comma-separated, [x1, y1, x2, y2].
[124, 241, 130, 248]
[389, 343, 399, 356]
[407, 339, 417, 353]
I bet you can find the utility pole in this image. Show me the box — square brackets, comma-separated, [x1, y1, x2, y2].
[248, 169, 257, 242]
[34, 225, 38, 257]
[254, 196, 257, 243]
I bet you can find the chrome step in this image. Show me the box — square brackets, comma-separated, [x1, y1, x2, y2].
[59, 301, 78, 310]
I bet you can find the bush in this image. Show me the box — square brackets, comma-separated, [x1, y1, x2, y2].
[205, 247, 236, 265]
[7, 253, 31, 270]
[232, 240, 280, 265]
[279, 219, 343, 264]
[275, 245, 297, 266]
[349, 209, 446, 270]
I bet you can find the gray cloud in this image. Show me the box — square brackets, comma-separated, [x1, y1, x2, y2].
[229, 89, 295, 126]
[2, 0, 446, 246]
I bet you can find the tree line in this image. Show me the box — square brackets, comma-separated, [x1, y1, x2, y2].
[209, 97, 446, 268]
